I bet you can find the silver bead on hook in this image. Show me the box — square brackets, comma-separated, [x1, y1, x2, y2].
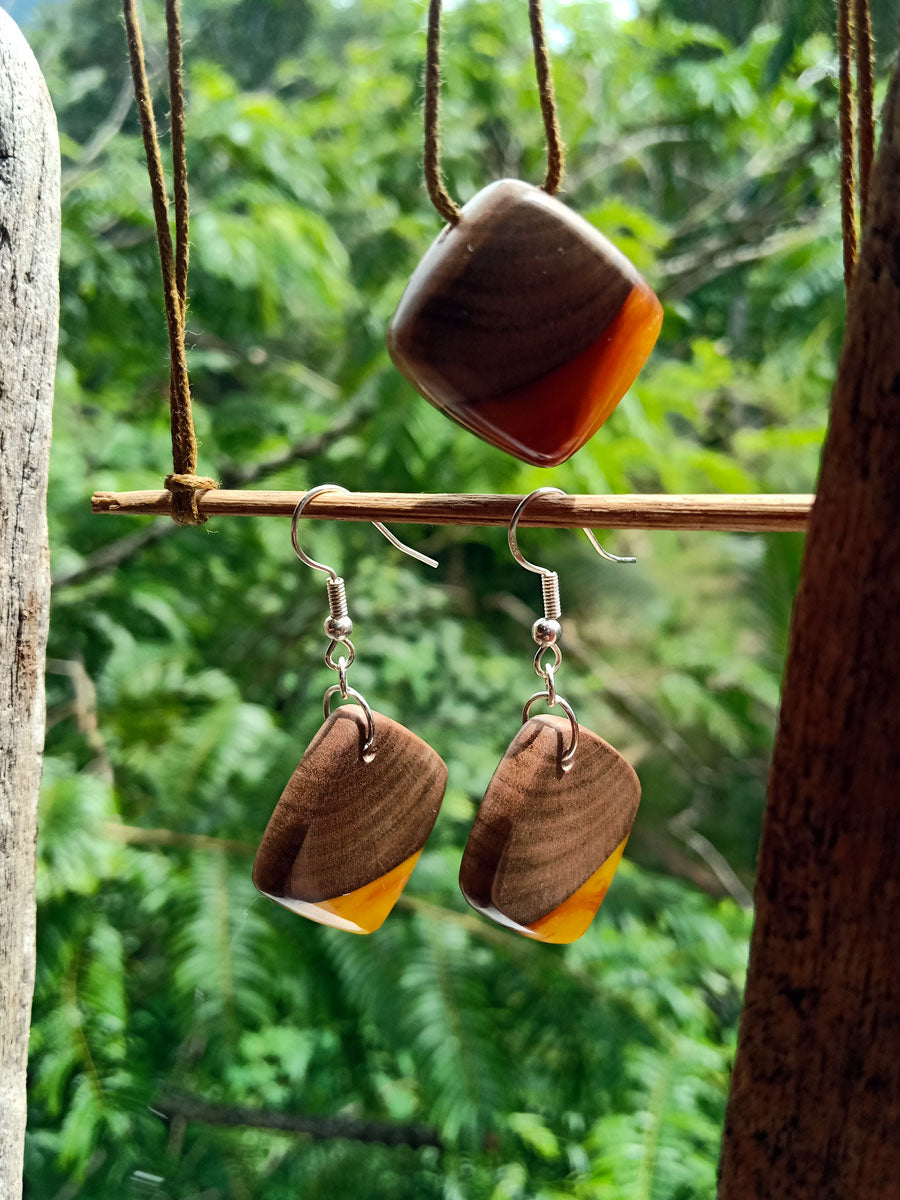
[324, 577, 353, 640]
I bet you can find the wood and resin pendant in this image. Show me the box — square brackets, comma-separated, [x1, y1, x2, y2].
[388, 179, 662, 467]
[253, 705, 447, 933]
[459, 714, 641, 944]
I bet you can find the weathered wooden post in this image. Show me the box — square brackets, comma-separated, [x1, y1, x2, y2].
[718, 44, 900, 1200]
[0, 11, 59, 1198]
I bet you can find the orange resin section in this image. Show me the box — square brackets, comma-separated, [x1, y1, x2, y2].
[265, 851, 421, 935]
[467, 282, 663, 467]
[527, 837, 629, 944]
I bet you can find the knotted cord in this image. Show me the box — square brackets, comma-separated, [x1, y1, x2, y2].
[122, 0, 216, 524]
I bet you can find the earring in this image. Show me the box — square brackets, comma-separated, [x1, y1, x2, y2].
[253, 485, 448, 934]
[459, 488, 641, 944]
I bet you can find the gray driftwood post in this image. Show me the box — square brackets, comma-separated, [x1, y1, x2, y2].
[0, 11, 59, 1198]
[718, 45, 900, 1200]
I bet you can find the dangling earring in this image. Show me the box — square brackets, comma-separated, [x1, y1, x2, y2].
[253, 485, 447, 934]
[459, 488, 641, 944]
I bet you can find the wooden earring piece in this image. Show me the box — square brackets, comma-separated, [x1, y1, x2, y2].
[459, 715, 641, 943]
[388, 180, 663, 467]
[253, 706, 447, 933]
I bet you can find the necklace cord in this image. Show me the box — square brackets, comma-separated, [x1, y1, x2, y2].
[423, 0, 565, 224]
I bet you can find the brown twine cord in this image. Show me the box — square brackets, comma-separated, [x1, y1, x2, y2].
[854, 0, 875, 223]
[122, 0, 216, 524]
[838, 0, 858, 290]
[838, 0, 876, 293]
[423, 0, 566, 224]
[527, 0, 564, 197]
[166, 0, 189, 314]
[423, 0, 462, 225]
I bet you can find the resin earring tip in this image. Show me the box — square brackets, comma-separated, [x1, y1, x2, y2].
[459, 715, 640, 944]
[254, 706, 447, 934]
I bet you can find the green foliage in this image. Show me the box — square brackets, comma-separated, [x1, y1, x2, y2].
[23, 0, 861, 1192]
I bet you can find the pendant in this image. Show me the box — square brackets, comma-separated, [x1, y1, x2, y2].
[459, 714, 641, 943]
[388, 179, 662, 467]
[253, 705, 447, 933]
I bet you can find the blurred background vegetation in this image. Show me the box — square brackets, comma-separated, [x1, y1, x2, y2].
[17, 0, 896, 1194]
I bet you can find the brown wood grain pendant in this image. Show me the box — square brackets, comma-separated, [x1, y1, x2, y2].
[459, 715, 641, 943]
[253, 705, 447, 933]
[387, 180, 663, 467]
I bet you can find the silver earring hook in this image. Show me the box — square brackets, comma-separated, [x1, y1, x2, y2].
[290, 484, 437, 765]
[507, 487, 636, 571]
[508, 487, 634, 772]
[291, 484, 438, 576]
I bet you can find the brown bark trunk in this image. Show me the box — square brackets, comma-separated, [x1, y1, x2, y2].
[718, 50, 900, 1200]
[0, 12, 59, 1198]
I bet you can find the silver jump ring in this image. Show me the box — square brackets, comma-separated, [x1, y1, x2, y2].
[325, 637, 356, 671]
[521, 691, 579, 771]
[338, 662, 352, 700]
[323, 684, 377, 762]
[534, 643, 562, 679]
[543, 662, 557, 706]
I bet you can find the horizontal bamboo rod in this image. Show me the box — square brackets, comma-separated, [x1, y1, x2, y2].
[91, 489, 814, 532]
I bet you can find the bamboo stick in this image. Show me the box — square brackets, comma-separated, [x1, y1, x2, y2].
[91, 489, 814, 532]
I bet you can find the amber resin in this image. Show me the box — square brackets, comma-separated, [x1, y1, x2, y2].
[527, 838, 628, 944]
[388, 179, 663, 467]
[253, 706, 447, 933]
[267, 851, 423, 935]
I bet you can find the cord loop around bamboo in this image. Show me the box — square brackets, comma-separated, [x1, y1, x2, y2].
[164, 473, 219, 526]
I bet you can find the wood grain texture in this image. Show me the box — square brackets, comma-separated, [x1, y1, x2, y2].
[387, 179, 662, 465]
[459, 716, 640, 941]
[91, 489, 815, 532]
[0, 12, 59, 1198]
[389, 179, 638, 398]
[717, 50, 900, 1200]
[253, 706, 446, 932]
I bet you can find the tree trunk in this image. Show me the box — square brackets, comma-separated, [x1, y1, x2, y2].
[0, 12, 59, 1198]
[718, 48, 900, 1200]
